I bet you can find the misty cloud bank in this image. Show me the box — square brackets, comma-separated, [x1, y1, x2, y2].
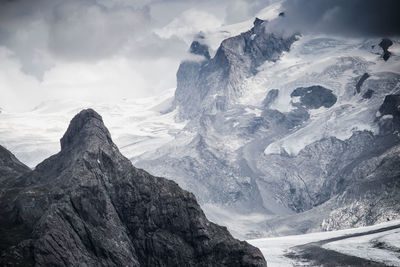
[271, 0, 400, 37]
[1, 0, 269, 111]
[0, 0, 268, 80]
[0, 0, 399, 111]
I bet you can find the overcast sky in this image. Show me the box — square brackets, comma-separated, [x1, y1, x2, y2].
[0, 0, 271, 111]
[0, 0, 399, 112]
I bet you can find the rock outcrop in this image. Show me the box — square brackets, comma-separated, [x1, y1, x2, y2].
[355, 73, 370, 94]
[0, 145, 30, 184]
[190, 40, 211, 60]
[291, 85, 337, 109]
[0, 109, 266, 267]
[379, 38, 393, 61]
[377, 94, 400, 134]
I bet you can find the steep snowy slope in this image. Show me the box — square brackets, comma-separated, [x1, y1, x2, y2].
[134, 16, 400, 238]
[0, 88, 184, 168]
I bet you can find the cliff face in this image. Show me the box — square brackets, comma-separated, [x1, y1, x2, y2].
[0, 145, 30, 184]
[0, 109, 266, 267]
[174, 18, 297, 120]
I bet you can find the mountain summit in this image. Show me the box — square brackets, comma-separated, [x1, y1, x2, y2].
[60, 108, 114, 152]
[0, 109, 266, 266]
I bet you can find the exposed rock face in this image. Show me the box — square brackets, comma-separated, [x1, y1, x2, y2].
[261, 107, 310, 131]
[262, 89, 279, 108]
[174, 18, 297, 119]
[0, 145, 30, 183]
[0, 109, 266, 267]
[355, 73, 370, 94]
[379, 38, 393, 61]
[291, 85, 337, 109]
[362, 89, 374, 99]
[322, 145, 400, 231]
[377, 94, 400, 134]
[258, 131, 389, 212]
[253, 130, 400, 236]
[190, 41, 211, 60]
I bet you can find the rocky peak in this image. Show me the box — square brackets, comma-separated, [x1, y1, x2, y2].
[60, 108, 115, 153]
[378, 94, 400, 134]
[190, 40, 211, 60]
[174, 18, 297, 119]
[379, 38, 393, 61]
[0, 145, 30, 184]
[0, 109, 267, 267]
[253, 17, 265, 27]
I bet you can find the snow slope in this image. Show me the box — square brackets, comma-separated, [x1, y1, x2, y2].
[0, 88, 185, 168]
[249, 219, 400, 267]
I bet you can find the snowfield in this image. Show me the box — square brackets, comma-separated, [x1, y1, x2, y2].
[249, 219, 400, 267]
[0, 88, 185, 168]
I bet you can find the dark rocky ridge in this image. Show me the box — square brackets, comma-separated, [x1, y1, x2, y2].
[190, 41, 211, 60]
[262, 89, 279, 108]
[291, 85, 337, 109]
[377, 94, 400, 134]
[0, 109, 267, 267]
[362, 89, 374, 99]
[379, 38, 393, 61]
[0, 145, 30, 184]
[355, 73, 370, 94]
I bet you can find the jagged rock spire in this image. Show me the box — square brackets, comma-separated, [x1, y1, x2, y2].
[60, 108, 115, 152]
[190, 40, 211, 60]
[0, 109, 267, 267]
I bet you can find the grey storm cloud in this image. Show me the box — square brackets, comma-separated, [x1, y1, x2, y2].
[46, 1, 152, 61]
[0, 0, 152, 71]
[0, 0, 266, 79]
[273, 0, 400, 37]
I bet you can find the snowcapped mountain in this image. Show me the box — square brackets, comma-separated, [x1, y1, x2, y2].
[0, 110, 266, 266]
[133, 16, 400, 238]
[1, 6, 399, 241]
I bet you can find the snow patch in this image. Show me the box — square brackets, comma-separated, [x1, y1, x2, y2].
[381, 114, 394, 120]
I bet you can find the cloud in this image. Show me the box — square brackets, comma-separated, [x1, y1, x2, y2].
[154, 8, 223, 44]
[47, 1, 151, 61]
[225, 0, 272, 24]
[0, 0, 275, 112]
[0, 46, 179, 112]
[0, 0, 153, 77]
[270, 0, 400, 37]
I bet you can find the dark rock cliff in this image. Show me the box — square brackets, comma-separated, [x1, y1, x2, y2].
[0, 109, 267, 267]
[377, 94, 400, 134]
[379, 38, 393, 61]
[0, 145, 30, 184]
[291, 85, 337, 109]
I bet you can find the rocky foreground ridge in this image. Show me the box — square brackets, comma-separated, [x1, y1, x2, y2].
[0, 109, 266, 267]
